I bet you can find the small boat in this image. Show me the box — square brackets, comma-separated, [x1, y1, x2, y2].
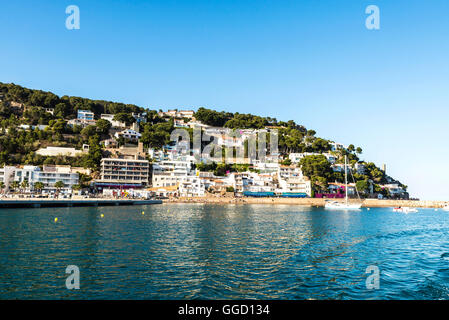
[324, 156, 362, 210]
[393, 207, 418, 213]
[442, 205, 449, 211]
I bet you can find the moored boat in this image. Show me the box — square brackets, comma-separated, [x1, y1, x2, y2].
[324, 156, 362, 210]
[393, 207, 418, 213]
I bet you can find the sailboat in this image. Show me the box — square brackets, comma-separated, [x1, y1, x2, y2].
[325, 155, 362, 210]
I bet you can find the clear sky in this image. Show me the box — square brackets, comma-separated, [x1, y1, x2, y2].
[0, 0, 448, 200]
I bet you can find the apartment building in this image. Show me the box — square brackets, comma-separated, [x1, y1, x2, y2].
[278, 177, 312, 196]
[178, 176, 205, 197]
[0, 166, 16, 190]
[152, 157, 195, 188]
[97, 158, 150, 189]
[14, 165, 79, 193]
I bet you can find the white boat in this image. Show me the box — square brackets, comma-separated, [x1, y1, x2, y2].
[325, 200, 362, 210]
[324, 156, 362, 210]
[393, 207, 418, 213]
[442, 205, 449, 211]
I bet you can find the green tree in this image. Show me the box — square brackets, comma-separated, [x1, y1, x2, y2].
[356, 180, 370, 195]
[96, 119, 111, 134]
[81, 125, 97, 141]
[20, 180, 29, 191]
[34, 182, 44, 193]
[113, 113, 135, 126]
[10, 181, 19, 192]
[54, 181, 65, 192]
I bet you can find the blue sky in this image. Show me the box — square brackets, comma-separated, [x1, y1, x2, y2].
[0, 0, 448, 200]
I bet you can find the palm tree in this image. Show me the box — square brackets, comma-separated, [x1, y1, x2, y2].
[34, 182, 44, 194]
[21, 180, 29, 193]
[72, 184, 81, 194]
[54, 181, 65, 193]
[10, 181, 19, 193]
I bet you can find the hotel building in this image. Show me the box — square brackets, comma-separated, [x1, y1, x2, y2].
[97, 158, 150, 189]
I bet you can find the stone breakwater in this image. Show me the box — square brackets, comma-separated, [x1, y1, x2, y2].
[165, 197, 448, 208]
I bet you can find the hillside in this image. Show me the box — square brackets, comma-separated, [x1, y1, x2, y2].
[0, 81, 407, 197]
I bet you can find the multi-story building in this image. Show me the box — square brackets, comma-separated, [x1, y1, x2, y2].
[97, 158, 150, 189]
[278, 177, 312, 196]
[152, 157, 195, 188]
[178, 176, 205, 197]
[0, 166, 16, 190]
[77, 109, 95, 121]
[14, 165, 79, 193]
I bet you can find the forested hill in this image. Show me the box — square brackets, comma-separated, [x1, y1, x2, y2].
[0, 82, 407, 196]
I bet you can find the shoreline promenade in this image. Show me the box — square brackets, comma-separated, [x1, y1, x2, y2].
[165, 197, 448, 208]
[0, 198, 162, 208]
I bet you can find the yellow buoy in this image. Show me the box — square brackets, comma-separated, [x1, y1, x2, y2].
[100, 214, 104, 218]
[142, 211, 145, 215]
[54, 217, 58, 223]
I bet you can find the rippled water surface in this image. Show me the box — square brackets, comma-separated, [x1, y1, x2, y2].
[1, 204, 449, 299]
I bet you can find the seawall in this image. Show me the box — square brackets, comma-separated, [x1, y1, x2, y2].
[165, 197, 447, 208]
[0, 199, 162, 209]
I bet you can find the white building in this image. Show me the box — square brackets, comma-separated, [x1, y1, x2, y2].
[67, 118, 96, 128]
[330, 142, 346, 152]
[278, 178, 312, 196]
[0, 166, 16, 190]
[159, 110, 195, 119]
[114, 129, 142, 140]
[178, 176, 205, 197]
[36, 146, 85, 157]
[14, 165, 79, 193]
[100, 114, 126, 127]
[77, 110, 95, 121]
[289, 152, 337, 164]
[152, 157, 195, 188]
[132, 113, 147, 124]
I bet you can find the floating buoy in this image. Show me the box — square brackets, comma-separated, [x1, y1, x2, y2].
[101, 214, 104, 218]
[367, 208, 370, 211]
[54, 217, 58, 223]
[142, 211, 145, 215]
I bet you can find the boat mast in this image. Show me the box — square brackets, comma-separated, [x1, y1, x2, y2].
[344, 155, 348, 205]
